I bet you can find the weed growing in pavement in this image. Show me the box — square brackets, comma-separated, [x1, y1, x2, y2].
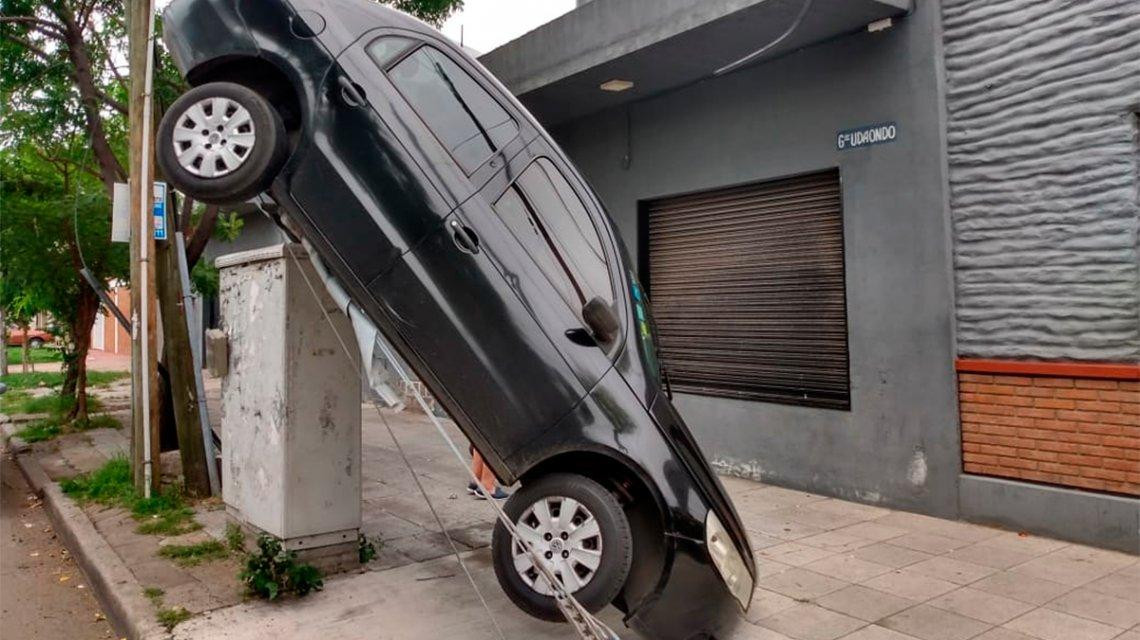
[156, 606, 191, 631]
[224, 523, 246, 552]
[158, 541, 228, 567]
[17, 414, 118, 443]
[358, 533, 379, 564]
[61, 458, 201, 536]
[143, 587, 164, 603]
[240, 535, 323, 600]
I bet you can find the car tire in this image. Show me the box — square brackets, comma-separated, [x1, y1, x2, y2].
[491, 473, 632, 622]
[28, 338, 44, 349]
[157, 82, 287, 205]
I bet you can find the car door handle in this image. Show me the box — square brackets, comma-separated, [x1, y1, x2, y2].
[449, 220, 480, 254]
[564, 328, 596, 347]
[338, 76, 366, 107]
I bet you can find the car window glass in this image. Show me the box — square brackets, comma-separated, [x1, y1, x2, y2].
[388, 45, 518, 174]
[366, 36, 416, 67]
[493, 159, 613, 320]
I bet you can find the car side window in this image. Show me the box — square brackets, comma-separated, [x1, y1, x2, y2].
[493, 158, 614, 321]
[384, 43, 519, 174]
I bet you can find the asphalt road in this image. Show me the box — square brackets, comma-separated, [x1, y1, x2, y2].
[1, 452, 116, 639]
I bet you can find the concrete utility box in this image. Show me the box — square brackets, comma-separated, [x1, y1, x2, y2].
[216, 244, 361, 556]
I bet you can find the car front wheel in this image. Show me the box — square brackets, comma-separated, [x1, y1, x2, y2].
[491, 473, 632, 622]
[28, 337, 44, 348]
[157, 82, 287, 205]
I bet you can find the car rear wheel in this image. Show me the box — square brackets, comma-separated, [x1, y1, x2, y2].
[491, 473, 632, 622]
[157, 82, 287, 205]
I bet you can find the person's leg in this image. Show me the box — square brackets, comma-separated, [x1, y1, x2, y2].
[472, 450, 496, 492]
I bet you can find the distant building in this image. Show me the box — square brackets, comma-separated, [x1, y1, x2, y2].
[481, 0, 1140, 550]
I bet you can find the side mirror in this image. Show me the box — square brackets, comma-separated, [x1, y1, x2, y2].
[582, 297, 620, 344]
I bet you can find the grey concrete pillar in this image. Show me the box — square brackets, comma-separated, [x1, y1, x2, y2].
[216, 243, 361, 563]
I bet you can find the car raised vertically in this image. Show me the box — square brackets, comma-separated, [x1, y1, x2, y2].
[158, 1, 755, 637]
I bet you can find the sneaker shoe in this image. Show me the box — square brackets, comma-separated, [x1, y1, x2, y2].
[473, 487, 510, 500]
[466, 482, 478, 495]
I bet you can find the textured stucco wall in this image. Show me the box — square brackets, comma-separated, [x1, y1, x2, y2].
[942, 0, 1140, 362]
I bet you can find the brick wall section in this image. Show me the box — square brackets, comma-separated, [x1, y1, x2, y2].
[959, 372, 1140, 496]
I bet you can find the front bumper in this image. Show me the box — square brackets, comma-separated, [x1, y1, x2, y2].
[625, 535, 748, 640]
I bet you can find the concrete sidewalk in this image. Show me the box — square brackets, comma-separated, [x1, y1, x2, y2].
[5, 378, 1138, 640]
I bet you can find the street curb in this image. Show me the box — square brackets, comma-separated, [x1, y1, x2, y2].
[11, 449, 168, 640]
[0, 417, 31, 453]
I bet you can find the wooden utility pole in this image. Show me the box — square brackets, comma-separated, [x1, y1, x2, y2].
[128, 0, 160, 496]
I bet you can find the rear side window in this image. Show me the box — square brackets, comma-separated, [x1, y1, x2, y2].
[385, 44, 518, 174]
[493, 158, 613, 319]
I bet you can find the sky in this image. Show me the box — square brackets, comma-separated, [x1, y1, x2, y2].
[439, 0, 575, 54]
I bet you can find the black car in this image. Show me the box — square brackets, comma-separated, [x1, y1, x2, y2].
[158, 1, 755, 637]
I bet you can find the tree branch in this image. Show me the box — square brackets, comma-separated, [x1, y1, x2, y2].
[185, 206, 219, 268]
[0, 15, 66, 37]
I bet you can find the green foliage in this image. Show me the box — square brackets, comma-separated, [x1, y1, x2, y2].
[158, 540, 228, 567]
[225, 523, 247, 553]
[61, 458, 201, 535]
[358, 534, 379, 564]
[0, 370, 128, 391]
[17, 415, 118, 443]
[386, 0, 465, 26]
[5, 346, 64, 365]
[240, 535, 323, 600]
[142, 587, 165, 603]
[213, 211, 244, 243]
[156, 606, 192, 631]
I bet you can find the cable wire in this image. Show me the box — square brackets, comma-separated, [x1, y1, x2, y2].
[714, 0, 815, 76]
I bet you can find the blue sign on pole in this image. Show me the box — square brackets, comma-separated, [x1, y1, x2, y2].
[153, 182, 168, 240]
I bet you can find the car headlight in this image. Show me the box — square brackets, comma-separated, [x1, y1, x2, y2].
[706, 510, 753, 611]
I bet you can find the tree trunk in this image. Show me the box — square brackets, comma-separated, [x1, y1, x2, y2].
[0, 307, 7, 377]
[65, 287, 100, 424]
[155, 239, 211, 497]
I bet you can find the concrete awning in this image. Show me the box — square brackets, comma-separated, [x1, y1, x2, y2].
[480, 0, 912, 126]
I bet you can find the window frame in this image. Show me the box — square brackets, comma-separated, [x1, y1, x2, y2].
[366, 36, 520, 177]
[494, 156, 622, 346]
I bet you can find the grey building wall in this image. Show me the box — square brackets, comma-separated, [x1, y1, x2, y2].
[942, 0, 1140, 362]
[540, 2, 961, 515]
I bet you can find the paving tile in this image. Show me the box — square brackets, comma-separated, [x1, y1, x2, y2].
[131, 559, 196, 590]
[816, 585, 916, 622]
[889, 533, 972, 556]
[851, 544, 935, 570]
[943, 543, 1036, 570]
[749, 513, 828, 542]
[1004, 608, 1122, 640]
[970, 571, 1074, 606]
[1083, 569, 1140, 604]
[880, 604, 992, 640]
[760, 542, 838, 567]
[757, 568, 851, 601]
[905, 557, 997, 585]
[799, 531, 879, 554]
[760, 603, 865, 640]
[835, 522, 910, 543]
[772, 505, 872, 531]
[751, 532, 789, 551]
[756, 559, 799, 579]
[968, 628, 1037, 640]
[114, 537, 164, 565]
[862, 571, 958, 602]
[1010, 548, 1123, 587]
[162, 580, 225, 614]
[874, 513, 1000, 543]
[746, 587, 801, 624]
[1045, 587, 1140, 629]
[806, 555, 895, 583]
[736, 623, 797, 640]
[977, 532, 1070, 556]
[721, 475, 767, 496]
[927, 587, 1034, 625]
[839, 625, 921, 639]
[804, 500, 890, 523]
[736, 486, 825, 515]
[1110, 629, 1140, 640]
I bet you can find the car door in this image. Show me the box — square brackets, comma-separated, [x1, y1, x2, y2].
[474, 149, 623, 393]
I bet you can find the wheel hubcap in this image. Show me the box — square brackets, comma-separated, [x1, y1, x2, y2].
[171, 97, 256, 178]
[511, 496, 603, 596]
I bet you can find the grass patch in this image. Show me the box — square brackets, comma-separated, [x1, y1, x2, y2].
[62, 458, 200, 536]
[143, 587, 165, 603]
[156, 606, 191, 631]
[225, 523, 246, 553]
[0, 369, 128, 391]
[158, 540, 228, 567]
[16, 415, 118, 443]
[6, 346, 64, 364]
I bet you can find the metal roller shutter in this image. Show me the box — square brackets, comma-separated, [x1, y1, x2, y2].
[644, 169, 850, 410]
